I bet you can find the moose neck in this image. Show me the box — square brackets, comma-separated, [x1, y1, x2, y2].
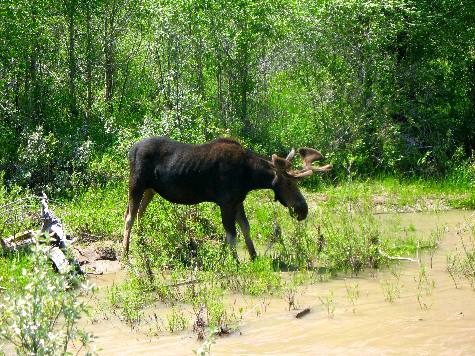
[247, 154, 276, 191]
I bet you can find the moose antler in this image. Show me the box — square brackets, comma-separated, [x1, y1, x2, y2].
[270, 147, 332, 178]
[285, 148, 296, 161]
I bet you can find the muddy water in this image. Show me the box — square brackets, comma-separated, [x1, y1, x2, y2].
[87, 210, 475, 355]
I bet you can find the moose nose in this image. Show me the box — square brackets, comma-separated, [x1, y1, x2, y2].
[294, 201, 308, 221]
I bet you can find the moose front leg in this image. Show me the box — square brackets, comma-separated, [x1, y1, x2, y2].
[219, 204, 239, 261]
[236, 203, 257, 260]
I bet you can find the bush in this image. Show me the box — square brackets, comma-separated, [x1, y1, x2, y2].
[0, 243, 95, 355]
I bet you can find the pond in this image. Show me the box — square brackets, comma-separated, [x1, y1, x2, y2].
[86, 210, 475, 355]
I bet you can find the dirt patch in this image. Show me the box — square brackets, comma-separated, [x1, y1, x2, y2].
[73, 240, 121, 275]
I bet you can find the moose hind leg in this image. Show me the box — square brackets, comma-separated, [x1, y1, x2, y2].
[236, 203, 257, 260]
[138, 189, 155, 222]
[123, 187, 144, 256]
[220, 205, 238, 261]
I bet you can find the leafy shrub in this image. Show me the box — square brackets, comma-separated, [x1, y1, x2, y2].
[14, 126, 96, 195]
[0, 243, 95, 355]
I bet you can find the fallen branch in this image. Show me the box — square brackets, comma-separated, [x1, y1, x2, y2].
[1, 230, 37, 252]
[163, 278, 200, 287]
[1, 193, 83, 275]
[40, 193, 67, 249]
[295, 308, 311, 319]
[378, 248, 417, 262]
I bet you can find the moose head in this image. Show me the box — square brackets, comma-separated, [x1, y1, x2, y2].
[269, 147, 332, 221]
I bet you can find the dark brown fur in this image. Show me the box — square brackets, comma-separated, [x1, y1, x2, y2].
[123, 137, 309, 260]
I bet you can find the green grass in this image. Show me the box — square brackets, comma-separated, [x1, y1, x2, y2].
[320, 176, 474, 211]
[1, 172, 473, 337]
[0, 251, 34, 292]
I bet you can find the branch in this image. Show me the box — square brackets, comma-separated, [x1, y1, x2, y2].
[378, 248, 417, 262]
[163, 278, 200, 288]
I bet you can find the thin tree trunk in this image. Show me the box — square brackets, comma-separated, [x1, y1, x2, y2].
[166, 38, 172, 110]
[28, 2, 39, 123]
[118, 37, 143, 113]
[104, 1, 116, 117]
[195, 33, 208, 138]
[86, 1, 93, 122]
[67, 0, 78, 119]
[217, 67, 222, 121]
[239, 43, 250, 135]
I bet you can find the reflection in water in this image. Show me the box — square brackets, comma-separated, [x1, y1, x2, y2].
[86, 210, 475, 355]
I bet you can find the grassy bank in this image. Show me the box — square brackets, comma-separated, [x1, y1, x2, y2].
[1, 175, 473, 350]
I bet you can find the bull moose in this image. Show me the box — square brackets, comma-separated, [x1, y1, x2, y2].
[123, 137, 332, 260]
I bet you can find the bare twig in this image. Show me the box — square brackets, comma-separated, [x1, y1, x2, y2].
[163, 278, 200, 288]
[378, 248, 417, 262]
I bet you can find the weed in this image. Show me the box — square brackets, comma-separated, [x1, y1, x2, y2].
[345, 280, 360, 313]
[228, 257, 282, 296]
[445, 215, 475, 290]
[194, 327, 217, 356]
[318, 202, 384, 274]
[318, 290, 336, 318]
[284, 286, 297, 311]
[108, 277, 150, 328]
[459, 224, 475, 289]
[192, 305, 207, 340]
[415, 264, 435, 310]
[167, 307, 188, 333]
[380, 268, 402, 303]
[144, 312, 166, 337]
[446, 253, 460, 289]
[0, 243, 95, 355]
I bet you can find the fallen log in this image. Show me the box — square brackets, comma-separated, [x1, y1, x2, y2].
[48, 246, 70, 274]
[40, 193, 83, 275]
[1, 230, 37, 252]
[296, 308, 311, 319]
[40, 193, 67, 249]
[1, 193, 83, 275]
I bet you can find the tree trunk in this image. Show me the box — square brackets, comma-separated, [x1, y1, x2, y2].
[104, 1, 116, 117]
[194, 31, 208, 138]
[28, 2, 39, 123]
[67, 0, 78, 119]
[85, 1, 93, 123]
[239, 43, 250, 135]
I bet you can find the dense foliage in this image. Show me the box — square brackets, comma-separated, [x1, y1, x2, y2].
[1, 0, 474, 192]
[1, 3, 475, 351]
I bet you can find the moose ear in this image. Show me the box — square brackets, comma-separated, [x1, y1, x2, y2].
[298, 148, 323, 168]
[271, 154, 292, 171]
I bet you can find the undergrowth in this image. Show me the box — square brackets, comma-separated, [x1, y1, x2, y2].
[71, 179, 453, 335]
[1, 170, 473, 340]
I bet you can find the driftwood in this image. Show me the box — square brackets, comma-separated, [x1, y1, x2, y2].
[378, 248, 417, 262]
[1, 230, 37, 252]
[48, 246, 71, 274]
[40, 193, 67, 249]
[295, 308, 311, 319]
[1, 193, 82, 275]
